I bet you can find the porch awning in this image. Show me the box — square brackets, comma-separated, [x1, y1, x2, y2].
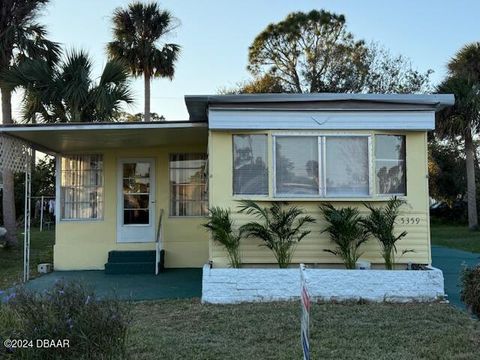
[0, 121, 208, 154]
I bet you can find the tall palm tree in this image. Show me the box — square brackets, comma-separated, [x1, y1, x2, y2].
[437, 43, 480, 230]
[0, 0, 60, 247]
[107, 2, 180, 122]
[3, 50, 134, 122]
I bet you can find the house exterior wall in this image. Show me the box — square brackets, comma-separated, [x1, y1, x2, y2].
[208, 129, 431, 268]
[54, 144, 209, 270]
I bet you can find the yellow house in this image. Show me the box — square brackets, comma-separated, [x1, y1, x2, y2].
[0, 93, 454, 273]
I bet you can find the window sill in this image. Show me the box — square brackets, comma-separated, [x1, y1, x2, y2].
[59, 218, 104, 223]
[232, 196, 407, 202]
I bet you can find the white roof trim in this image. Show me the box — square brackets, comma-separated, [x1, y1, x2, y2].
[209, 109, 435, 131]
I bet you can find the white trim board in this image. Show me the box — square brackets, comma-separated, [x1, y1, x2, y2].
[209, 110, 435, 131]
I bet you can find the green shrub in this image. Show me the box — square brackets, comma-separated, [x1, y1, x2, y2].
[239, 200, 315, 268]
[320, 204, 369, 269]
[203, 207, 242, 268]
[0, 281, 131, 359]
[461, 264, 480, 318]
[361, 197, 411, 270]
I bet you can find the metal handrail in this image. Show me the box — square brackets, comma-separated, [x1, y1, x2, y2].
[155, 209, 164, 275]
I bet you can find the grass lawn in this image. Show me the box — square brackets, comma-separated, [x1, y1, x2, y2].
[129, 299, 480, 360]
[0, 228, 54, 290]
[430, 223, 480, 253]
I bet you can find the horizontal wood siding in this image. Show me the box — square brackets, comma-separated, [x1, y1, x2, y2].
[208, 129, 431, 268]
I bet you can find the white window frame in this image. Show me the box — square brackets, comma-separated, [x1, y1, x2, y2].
[58, 154, 104, 222]
[273, 134, 372, 198]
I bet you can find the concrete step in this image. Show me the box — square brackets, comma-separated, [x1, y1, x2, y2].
[107, 250, 156, 263]
[104, 261, 155, 275]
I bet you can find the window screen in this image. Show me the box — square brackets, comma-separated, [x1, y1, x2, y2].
[170, 153, 208, 216]
[233, 135, 268, 195]
[325, 137, 370, 196]
[375, 135, 406, 195]
[60, 154, 103, 220]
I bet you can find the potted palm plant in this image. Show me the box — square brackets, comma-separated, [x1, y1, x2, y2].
[320, 204, 369, 269]
[238, 200, 315, 268]
[203, 207, 242, 268]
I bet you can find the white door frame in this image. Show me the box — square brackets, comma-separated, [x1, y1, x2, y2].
[116, 158, 156, 243]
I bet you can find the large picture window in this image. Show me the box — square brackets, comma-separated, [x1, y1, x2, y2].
[375, 135, 406, 195]
[274, 135, 370, 197]
[233, 135, 268, 195]
[60, 154, 103, 220]
[170, 153, 208, 216]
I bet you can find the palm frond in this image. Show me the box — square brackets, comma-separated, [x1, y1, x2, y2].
[238, 201, 315, 268]
[203, 207, 242, 268]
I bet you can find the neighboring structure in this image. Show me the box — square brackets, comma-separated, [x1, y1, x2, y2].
[0, 93, 454, 272]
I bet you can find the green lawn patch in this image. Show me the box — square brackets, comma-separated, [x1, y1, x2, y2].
[0, 229, 54, 290]
[129, 300, 480, 360]
[431, 223, 480, 253]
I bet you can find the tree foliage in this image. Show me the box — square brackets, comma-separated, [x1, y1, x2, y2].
[0, 0, 60, 72]
[114, 111, 166, 122]
[428, 138, 467, 206]
[436, 42, 480, 230]
[2, 50, 134, 122]
[107, 2, 180, 122]
[0, 0, 60, 247]
[242, 10, 431, 94]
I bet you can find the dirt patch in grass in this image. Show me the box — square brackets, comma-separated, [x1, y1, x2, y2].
[129, 299, 480, 360]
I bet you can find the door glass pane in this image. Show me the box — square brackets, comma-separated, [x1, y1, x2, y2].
[123, 162, 150, 178]
[124, 210, 149, 225]
[123, 178, 150, 193]
[325, 137, 369, 196]
[275, 137, 318, 195]
[123, 162, 150, 225]
[124, 194, 150, 209]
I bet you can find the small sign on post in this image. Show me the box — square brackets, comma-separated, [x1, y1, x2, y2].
[300, 264, 310, 360]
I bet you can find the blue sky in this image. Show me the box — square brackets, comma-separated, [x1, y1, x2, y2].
[11, 0, 480, 120]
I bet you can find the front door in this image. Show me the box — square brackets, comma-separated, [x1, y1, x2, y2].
[117, 158, 156, 243]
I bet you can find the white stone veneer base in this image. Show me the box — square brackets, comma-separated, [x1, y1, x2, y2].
[201, 265, 445, 304]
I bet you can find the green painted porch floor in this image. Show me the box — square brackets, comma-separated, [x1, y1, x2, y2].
[24, 268, 202, 301]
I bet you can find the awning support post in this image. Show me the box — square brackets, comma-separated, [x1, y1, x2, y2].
[23, 154, 32, 283]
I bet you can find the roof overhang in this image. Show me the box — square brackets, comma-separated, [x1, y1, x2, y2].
[184, 93, 455, 122]
[0, 121, 208, 154]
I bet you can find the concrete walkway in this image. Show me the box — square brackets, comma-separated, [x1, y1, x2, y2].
[22, 268, 202, 301]
[431, 245, 480, 309]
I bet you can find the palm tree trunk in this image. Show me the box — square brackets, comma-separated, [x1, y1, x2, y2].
[144, 73, 151, 122]
[1, 86, 18, 247]
[465, 128, 478, 230]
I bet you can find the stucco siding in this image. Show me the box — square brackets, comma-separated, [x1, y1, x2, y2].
[208, 129, 431, 268]
[54, 145, 209, 270]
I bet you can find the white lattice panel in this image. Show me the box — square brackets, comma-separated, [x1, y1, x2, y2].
[0, 134, 30, 172]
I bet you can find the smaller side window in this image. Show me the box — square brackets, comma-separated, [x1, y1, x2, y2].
[233, 135, 268, 195]
[375, 135, 406, 195]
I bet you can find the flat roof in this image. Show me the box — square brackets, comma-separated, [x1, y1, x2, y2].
[184, 93, 455, 121]
[0, 121, 207, 154]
